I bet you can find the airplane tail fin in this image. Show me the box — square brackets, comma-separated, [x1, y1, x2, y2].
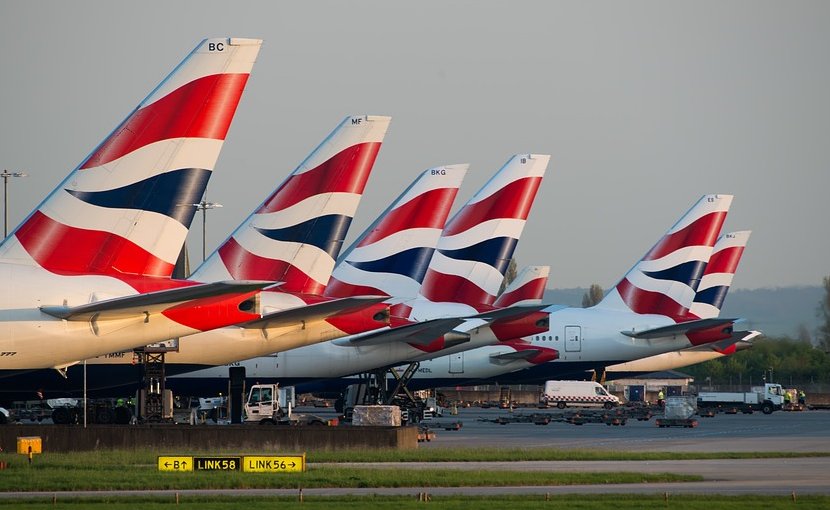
[192, 115, 391, 294]
[2, 38, 261, 279]
[494, 265, 550, 307]
[418, 154, 549, 307]
[596, 194, 732, 319]
[689, 230, 751, 319]
[324, 164, 467, 299]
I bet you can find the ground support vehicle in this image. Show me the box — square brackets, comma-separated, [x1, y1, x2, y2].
[539, 381, 620, 410]
[244, 384, 330, 426]
[417, 425, 436, 442]
[7, 401, 52, 423]
[656, 396, 698, 428]
[697, 383, 784, 415]
[420, 419, 463, 431]
[656, 417, 699, 427]
[567, 410, 627, 426]
[44, 398, 134, 425]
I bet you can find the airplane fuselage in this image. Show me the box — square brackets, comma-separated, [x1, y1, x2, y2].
[0, 261, 255, 370]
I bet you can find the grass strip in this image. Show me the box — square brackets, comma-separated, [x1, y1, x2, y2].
[1, 494, 829, 510]
[2, 448, 827, 468]
[0, 459, 699, 491]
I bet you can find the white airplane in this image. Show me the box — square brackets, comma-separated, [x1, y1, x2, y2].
[404, 202, 749, 388]
[167, 154, 552, 394]
[0, 38, 269, 374]
[1, 115, 395, 400]
[602, 230, 756, 378]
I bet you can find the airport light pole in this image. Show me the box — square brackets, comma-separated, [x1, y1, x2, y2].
[2, 170, 27, 238]
[192, 200, 223, 261]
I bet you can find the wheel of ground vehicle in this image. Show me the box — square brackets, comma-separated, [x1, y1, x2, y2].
[52, 407, 71, 425]
[259, 418, 276, 425]
[603, 402, 614, 410]
[762, 403, 773, 414]
[557, 402, 566, 409]
[95, 407, 115, 425]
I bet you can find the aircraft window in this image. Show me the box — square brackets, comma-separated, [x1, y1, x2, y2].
[555, 336, 559, 341]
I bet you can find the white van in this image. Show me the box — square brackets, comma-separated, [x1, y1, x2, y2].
[540, 381, 620, 410]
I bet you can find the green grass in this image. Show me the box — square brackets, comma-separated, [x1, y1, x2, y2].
[0, 453, 697, 491]
[0, 495, 829, 510]
[3, 447, 826, 468]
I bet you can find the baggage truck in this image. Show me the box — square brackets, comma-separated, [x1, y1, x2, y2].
[696, 383, 784, 414]
[539, 380, 620, 410]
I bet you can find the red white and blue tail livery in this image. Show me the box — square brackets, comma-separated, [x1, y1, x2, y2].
[192, 115, 391, 295]
[325, 164, 467, 300]
[419, 154, 549, 307]
[1, 38, 261, 279]
[597, 194, 732, 320]
[494, 265, 550, 308]
[690, 230, 751, 319]
[0, 38, 266, 371]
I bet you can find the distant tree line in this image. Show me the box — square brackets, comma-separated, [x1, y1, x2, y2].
[682, 336, 830, 387]
[671, 275, 830, 387]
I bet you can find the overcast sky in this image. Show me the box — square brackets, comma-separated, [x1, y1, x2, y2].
[1, 1, 827, 290]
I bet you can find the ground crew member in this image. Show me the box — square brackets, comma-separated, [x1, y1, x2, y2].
[783, 391, 791, 405]
[798, 390, 806, 405]
[657, 389, 665, 407]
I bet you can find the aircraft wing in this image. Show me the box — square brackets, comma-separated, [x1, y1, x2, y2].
[620, 317, 738, 339]
[488, 349, 542, 364]
[239, 296, 389, 330]
[336, 317, 469, 347]
[40, 280, 275, 321]
[685, 330, 761, 352]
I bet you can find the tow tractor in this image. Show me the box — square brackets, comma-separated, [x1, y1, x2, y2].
[244, 384, 331, 426]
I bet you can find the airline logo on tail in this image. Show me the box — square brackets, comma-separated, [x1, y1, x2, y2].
[193, 115, 391, 294]
[3, 38, 261, 279]
[690, 231, 751, 319]
[325, 164, 467, 299]
[600, 194, 732, 320]
[419, 154, 549, 307]
[494, 265, 550, 308]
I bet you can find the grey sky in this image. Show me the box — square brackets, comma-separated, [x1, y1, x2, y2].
[1, 1, 827, 290]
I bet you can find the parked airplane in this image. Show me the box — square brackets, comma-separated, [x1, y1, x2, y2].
[2, 114, 394, 400]
[395, 229, 754, 388]
[603, 230, 756, 378]
[311, 194, 738, 391]
[0, 38, 269, 373]
[168, 154, 551, 394]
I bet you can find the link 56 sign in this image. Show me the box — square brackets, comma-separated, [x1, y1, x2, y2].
[243, 455, 305, 473]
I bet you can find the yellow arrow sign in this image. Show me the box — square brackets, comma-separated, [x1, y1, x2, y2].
[242, 455, 306, 473]
[158, 456, 193, 472]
